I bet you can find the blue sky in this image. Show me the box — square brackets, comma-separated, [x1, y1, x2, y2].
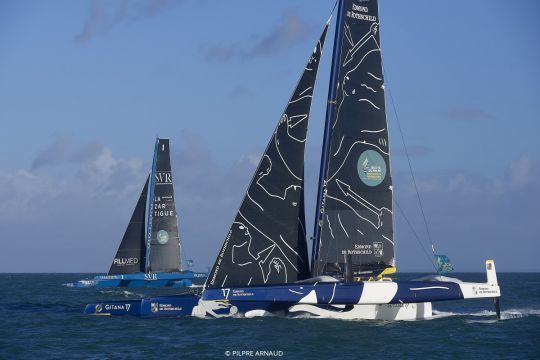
[0, 0, 538, 272]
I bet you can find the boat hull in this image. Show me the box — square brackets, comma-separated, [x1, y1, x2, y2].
[201, 281, 492, 304]
[84, 262, 500, 320]
[75, 271, 207, 288]
[84, 300, 142, 316]
[84, 294, 200, 317]
[193, 278, 499, 319]
[191, 299, 433, 320]
[140, 295, 200, 318]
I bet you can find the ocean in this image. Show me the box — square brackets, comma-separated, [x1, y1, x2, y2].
[1, 273, 538, 359]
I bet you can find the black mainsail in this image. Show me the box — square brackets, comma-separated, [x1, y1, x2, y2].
[206, 24, 330, 289]
[108, 176, 149, 275]
[146, 138, 181, 273]
[313, 0, 394, 277]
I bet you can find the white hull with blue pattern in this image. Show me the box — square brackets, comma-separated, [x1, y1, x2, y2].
[193, 261, 500, 320]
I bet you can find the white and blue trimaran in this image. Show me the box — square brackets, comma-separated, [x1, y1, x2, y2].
[77, 138, 206, 288]
[85, 0, 500, 319]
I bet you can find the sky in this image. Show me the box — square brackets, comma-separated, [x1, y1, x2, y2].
[0, 0, 538, 273]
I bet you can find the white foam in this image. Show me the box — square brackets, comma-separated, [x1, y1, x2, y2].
[432, 308, 540, 321]
[98, 289, 145, 298]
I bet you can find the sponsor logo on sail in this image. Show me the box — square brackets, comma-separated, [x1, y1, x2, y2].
[154, 202, 174, 217]
[347, 3, 377, 22]
[357, 150, 386, 187]
[113, 257, 139, 266]
[373, 242, 383, 257]
[157, 230, 169, 244]
[344, 244, 374, 255]
[155, 172, 172, 184]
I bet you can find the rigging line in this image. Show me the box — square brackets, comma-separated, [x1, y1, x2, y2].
[394, 198, 438, 272]
[384, 72, 436, 255]
[331, 0, 338, 15]
[179, 238, 184, 271]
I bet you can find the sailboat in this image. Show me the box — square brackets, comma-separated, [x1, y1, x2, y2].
[76, 138, 207, 288]
[84, 0, 501, 319]
[190, 0, 501, 320]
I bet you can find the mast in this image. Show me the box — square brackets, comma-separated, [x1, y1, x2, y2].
[145, 139, 158, 272]
[312, 0, 346, 274]
[145, 138, 181, 273]
[206, 24, 330, 289]
[312, 0, 395, 278]
[108, 176, 149, 275]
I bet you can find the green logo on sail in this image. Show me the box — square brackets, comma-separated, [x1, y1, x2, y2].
[157, 230, 169, 245]
[357, 150, 386, 186]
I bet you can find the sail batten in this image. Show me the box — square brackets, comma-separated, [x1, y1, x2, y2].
[313, 0, 395, 278]
[108, 175, 149, 275]
[206, 24, 330, 289]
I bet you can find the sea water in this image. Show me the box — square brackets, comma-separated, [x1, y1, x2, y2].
[0, 273, 538, 359]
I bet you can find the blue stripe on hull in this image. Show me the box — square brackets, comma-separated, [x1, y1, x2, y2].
[392, 281, 463, 303]
[202, 281, 465, 305]
[75, 271, 207, 288]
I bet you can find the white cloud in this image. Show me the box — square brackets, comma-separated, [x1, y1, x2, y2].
[397, 156, 536, 197]
[0, 170, 59, 218]
[0, 140, 146, 220]
[238, 153, 260, 168]
[507, 155, 531, 189]
[200, 9, 314, 62]
[75, 0, 181, 42]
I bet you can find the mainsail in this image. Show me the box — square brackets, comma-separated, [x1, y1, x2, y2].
[108, 176, 149, 275]
[313, 0, 394, 277]
[146, 138, 181, 273]
[206, 24, 330, 289]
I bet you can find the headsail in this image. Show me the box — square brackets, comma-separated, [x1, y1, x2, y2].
[313, 0, 394, 278]
[108, 176, 149, 275]
[146, 138, 181, 273]
[206, 24, 330, 289]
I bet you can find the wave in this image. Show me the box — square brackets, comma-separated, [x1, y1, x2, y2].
[432, 308, 540, 322]
[62, 282, 75, 287]
[98, 289, 145, 298]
